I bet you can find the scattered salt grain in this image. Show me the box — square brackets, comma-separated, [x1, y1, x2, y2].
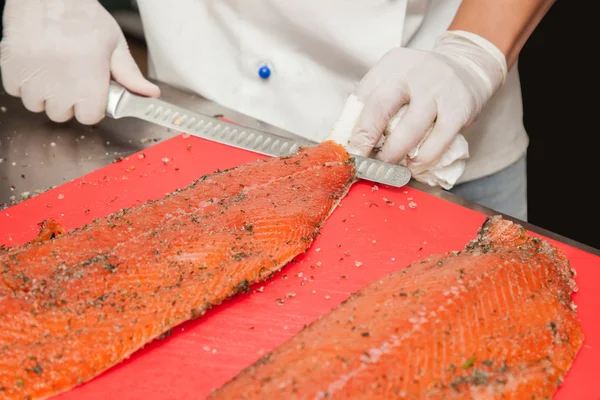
[355, 261, 363, 267]
[408, 201, 417, 208]
[50, 142, 56, 147]
[298, 272, 303, 278]
[423, 241, 427, 245]
[57, 194, 64, 200]
[399, 205, 405, 210]
[315, 262, 322, 267]
[403, 190, 409, 194]
[315, 248, 321, 252]
[256, 286, 264, 293]
[162, 157, 170, 164]
[312, 290, 317, 294]
[372, 239, 377, 244]
[392, 257, 396, 261]
[276, 298, 285, 306]
[286, 292, 296, 298]
[11, 162, 16, 166]
[407, 197, 413, 201]
[325, 295, 331, 300]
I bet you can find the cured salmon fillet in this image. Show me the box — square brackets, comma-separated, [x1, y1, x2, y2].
[0, 141, 355, 400]
[210, 216, 584, 399]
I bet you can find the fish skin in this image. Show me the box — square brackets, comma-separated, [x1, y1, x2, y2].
[0, 141, 356, 400]
[209, 216, 584, 400]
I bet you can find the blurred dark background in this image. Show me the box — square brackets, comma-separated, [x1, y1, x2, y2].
[0, 0, 597, 249]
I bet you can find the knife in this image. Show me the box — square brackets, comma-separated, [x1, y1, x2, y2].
[105, 81, 411, 188]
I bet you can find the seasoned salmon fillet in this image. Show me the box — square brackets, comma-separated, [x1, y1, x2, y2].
[0, 141, 356, 400]
[209, 216, 584, 399]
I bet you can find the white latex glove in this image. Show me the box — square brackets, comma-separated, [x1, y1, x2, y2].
[0, 0, 160, 125]
[328, 30, 507, 179]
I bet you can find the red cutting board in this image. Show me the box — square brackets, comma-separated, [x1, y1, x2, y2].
[1, 134, 598, 400]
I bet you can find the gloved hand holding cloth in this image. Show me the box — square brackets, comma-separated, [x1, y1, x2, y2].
[328, 30, 507, 190]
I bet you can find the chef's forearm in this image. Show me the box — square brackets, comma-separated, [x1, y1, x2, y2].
[448, 0, 555, 69]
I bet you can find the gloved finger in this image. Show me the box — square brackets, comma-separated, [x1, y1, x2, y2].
[19, 82, 45, 113]
[347, 77, 410, 156]
[409, 115, 463, 171]
[375, 98, 437, 164]
[0, 44, 21, 97]
[45, 96, 75, 123]
[74, 77, 110, 125]
[110, 31, 160, 98]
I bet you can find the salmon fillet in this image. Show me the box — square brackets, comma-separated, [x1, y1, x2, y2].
[0, 141, 356, 400]
[209, 216, 584, 399]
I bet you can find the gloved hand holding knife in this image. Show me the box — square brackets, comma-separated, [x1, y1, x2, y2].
[0, 0, 159, 125]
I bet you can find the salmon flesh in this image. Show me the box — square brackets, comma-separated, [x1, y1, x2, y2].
[209, 216, 584, 399]
[0, 141, 356, 400]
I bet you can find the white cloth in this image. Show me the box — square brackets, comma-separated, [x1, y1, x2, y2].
[136, 0, 529, 183]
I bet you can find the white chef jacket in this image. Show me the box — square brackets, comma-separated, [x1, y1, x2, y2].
[136, 0, 528, 184]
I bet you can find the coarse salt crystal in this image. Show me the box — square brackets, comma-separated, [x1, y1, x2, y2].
[162, 157, 169, 163]
[325, 295, 331, 300]
[355, 261, 363, 267]
[312, 290, 317, 294]
[298, 272, 303, 278]
[57, 194, 64, 200]
[399, 205, 405, 210]
[372, 239, 377, 244]
[408, 201, 417, 208]
[315, 262, 322, 267]
[315, 248, 320, 252]
[392, 257, 396, 261]
[407, 197, 413, 201]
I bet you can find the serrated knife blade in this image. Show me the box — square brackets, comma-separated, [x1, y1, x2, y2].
[106, 81, 411, 187]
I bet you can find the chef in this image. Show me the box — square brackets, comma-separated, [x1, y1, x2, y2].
[0, 0, 554, 221]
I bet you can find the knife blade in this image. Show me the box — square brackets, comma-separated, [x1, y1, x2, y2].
[105, 81, 411, 188]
